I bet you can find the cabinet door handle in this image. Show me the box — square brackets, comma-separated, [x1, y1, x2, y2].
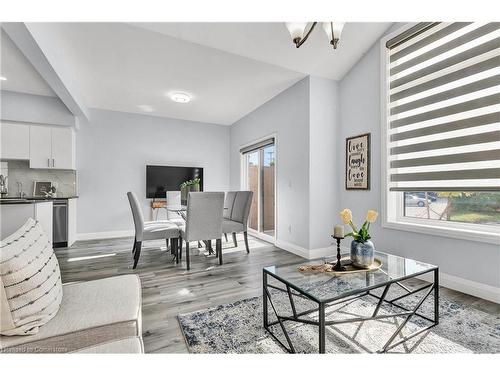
[48, 158, 50, 167]
[52, 159, 55, 167]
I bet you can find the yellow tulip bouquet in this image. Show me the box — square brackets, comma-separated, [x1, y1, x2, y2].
[340, 208, 378, 243]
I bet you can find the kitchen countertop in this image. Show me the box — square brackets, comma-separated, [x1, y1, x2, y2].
[0, 196, 78, 205]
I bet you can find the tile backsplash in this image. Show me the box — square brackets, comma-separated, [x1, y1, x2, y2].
[0, 160, 76, 197]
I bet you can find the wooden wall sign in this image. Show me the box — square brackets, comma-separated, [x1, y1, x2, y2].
[345, 133, 370, 190]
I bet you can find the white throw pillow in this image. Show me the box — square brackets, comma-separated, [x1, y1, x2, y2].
[0, 218, 63, 336]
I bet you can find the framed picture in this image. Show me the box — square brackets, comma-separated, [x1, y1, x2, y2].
[33, 181, 52, 197]
[345, 133, 370, 190]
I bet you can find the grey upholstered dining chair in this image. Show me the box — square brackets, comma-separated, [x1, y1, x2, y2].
[178, 192, 224, 270]
[127, 192, 180, 269]
[222, 191, 253, 253]
[222, 191, 237, 242]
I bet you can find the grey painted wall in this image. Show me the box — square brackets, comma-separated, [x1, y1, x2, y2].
[77, 108, 230, 234]
[338, 29, 500, 288]
[230, 77, 311, 249]
[0, 90, 75, 127]
[229, 76, 340, 251]
[309, 77, 340, 250]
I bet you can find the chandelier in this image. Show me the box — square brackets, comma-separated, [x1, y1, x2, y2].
[285, 22, 345, 49]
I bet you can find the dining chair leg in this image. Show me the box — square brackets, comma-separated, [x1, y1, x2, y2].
[217, 238, 222, 265]
[133, 241, 142, 269]
[186, 241, 190, 270]
[178, 236, 183, 261]
[171, 237, 178, 261]
[166, 238, 170, 253]
[243, 231, 250, 254]
[132, 237, 136, 254]
[224, 233, 228, 242]
[232, 232, 237, 247]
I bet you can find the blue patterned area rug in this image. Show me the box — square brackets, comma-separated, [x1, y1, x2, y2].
[178, 289, 500, 354]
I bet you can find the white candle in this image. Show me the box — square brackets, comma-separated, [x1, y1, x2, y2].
[333, 225, 344, 238]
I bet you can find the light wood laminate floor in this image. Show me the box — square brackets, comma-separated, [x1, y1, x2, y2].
[56, 235, 499, 353]
[57, 235, 299, 353]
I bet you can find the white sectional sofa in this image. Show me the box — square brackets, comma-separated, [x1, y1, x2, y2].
[1, 274, 143, 354]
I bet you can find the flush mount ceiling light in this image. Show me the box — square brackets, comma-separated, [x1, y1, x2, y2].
[285, 22, 345, 49]
[170, 92, 191, 104]
[0, 76, 6, 81]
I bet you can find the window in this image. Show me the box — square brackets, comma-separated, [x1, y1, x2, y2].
[240, 137, 276, 240]
[404, 191, 500, 225]
[382, 23, 500, 243]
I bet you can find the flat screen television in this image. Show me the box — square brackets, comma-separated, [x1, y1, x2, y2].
[146, 165, 203, 199]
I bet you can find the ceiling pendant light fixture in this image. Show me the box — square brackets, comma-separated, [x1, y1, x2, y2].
[284, 22, 314, 48]
[285, 22, 345, 49]
[322, 22, 345, 49]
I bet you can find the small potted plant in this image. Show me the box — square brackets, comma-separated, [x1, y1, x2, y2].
[340, 208, 378, 268]
[180, 178, 201, 204]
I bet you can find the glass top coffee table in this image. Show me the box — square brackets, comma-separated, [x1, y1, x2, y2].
[262, 251, 439, 353]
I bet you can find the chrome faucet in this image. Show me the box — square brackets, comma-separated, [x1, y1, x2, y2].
[16, 181, 25, 198]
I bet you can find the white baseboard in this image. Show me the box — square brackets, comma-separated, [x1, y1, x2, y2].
[76, 230, 134, 241]
[275, 240, 310, 258]
[417, 271, 500, 304]
[276, 240, 500, 304]
[276, 241, 348, 260]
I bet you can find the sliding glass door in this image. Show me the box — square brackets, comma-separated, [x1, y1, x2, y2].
[242, 139, 275, 241]
[246, 151, 259, 231]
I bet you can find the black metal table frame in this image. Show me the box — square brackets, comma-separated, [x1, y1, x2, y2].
[262, 266, 439, 353]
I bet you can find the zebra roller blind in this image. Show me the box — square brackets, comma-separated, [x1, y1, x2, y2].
[387, 22, 500, 191]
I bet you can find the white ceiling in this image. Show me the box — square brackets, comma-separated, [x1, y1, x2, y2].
[131, 22, 392, 80]
[0, 30, 56, 97]
[1, 22, 392, 125]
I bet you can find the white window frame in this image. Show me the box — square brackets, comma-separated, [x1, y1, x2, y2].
[380, 23, 500, 245]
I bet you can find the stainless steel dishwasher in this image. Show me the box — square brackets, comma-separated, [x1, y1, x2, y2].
[53, 199, 68, 247]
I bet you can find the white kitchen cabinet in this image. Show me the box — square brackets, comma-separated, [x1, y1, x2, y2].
[29, 126, 52, 168]
[51, 127, 75, 170]
[35, 201, 53, 243]
[0, 123, 30, 160]
[67, 198, 77, 247]
[29, 125, 75, 170]
[0, 201, 53, 243]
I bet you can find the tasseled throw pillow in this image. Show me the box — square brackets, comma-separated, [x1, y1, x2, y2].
[0, 218, 63, 336]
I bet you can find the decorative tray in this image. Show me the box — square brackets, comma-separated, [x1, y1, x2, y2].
[298, 258, 382, 275]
